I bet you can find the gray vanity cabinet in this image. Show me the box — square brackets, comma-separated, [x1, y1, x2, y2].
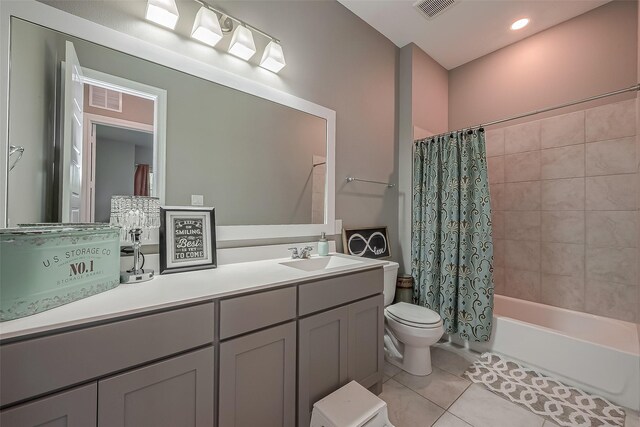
[218, 322, 296, 427]
[0, 383, 97, 427]
[348, 295, 384, 392]
[298, 306, 350, 427]
[97, 346, 215, 427]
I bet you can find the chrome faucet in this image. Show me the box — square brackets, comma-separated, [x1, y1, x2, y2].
[288, 246, 314, 259]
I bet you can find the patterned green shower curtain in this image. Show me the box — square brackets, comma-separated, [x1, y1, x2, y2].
[411, 130, 494, 342]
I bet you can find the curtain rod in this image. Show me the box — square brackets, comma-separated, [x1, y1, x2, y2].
[415, 83, 640, 142]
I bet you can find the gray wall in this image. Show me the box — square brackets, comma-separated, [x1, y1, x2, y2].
[38, 0, 399, 250]
[6, 17, 60, 225]
[95, 138, 135, 223]
[135, 146, 153, 168]
[397, 44, 449, 274]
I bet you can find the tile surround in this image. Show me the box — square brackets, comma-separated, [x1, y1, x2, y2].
[485, 128, 505, 157]
[539, 273, 585, 311]
[540, 144, 585, 180]
[586, 246, 637, 286]
[586, 174, 637, 211]
[586, 137, 636, 176]
[487, 156, 505, 184]
[504, 240, 540, 271]
[504, 211, 540, 241]
[540, 110, 585, 149]
[492, 211, 504, 239]
[504, 121, 541, 154]
[540, 211, 585, 244]
[504, 268, 541, 301]
[586, 211, 637, 248]
[585, 281, 638, 322]
[485, 99, 638, 322]
[504, 151, 540, 182]
[540, 242, 584, 277]
[541, 178, 584, 211]
[585, 99, 636, 142]
[503, 182, 540, 211]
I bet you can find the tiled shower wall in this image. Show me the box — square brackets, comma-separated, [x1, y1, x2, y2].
[487, 99, 638, 323]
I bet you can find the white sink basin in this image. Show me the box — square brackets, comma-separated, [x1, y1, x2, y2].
[279, 256, 364, 272]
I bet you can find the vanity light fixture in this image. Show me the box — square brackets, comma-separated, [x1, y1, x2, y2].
[191, 6, 223, 47]
[145, 0, 180, 30]
[147, 0, 286, 72]
[510, 18, 529, 30]
[260, 40, 286, 73]
[228, 25, 256, 60]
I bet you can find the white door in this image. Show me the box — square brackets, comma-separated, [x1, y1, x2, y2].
[61, 41, 84, 223]
[81, 122, 97, 222]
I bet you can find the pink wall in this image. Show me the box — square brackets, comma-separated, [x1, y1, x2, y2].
[448, 0, 638, 130]
[411, 44, 449, 134]
[83, 85, 154, 125]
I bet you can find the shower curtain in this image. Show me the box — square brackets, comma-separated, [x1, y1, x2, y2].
[411, 130, 494, 342]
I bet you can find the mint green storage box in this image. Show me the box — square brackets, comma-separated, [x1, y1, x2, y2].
[0, 224, 121, 322]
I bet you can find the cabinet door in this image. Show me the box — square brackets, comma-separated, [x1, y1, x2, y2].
[219, 322, 296, 427]
[98, 346, 214, 427]
[348, 294, 384, 392]
[298, 306, 349, 427]
[0, 383, 96, 427]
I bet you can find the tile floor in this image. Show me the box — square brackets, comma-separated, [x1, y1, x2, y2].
[380, 344, 640, 427]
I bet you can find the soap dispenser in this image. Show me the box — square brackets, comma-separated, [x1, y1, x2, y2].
[318, 232, 329, 256]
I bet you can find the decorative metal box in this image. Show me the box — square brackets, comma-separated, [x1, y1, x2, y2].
[0, 224, 121, 322]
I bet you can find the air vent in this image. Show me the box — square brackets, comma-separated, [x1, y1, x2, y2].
[413, 0, 457, 20]
[89, 85, 123, 112]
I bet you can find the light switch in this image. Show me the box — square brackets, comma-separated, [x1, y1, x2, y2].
[191, 195, 204, 206]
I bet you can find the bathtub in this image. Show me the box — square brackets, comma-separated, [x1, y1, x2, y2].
[449, 295, 640, 411]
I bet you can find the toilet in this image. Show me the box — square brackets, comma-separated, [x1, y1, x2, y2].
[383, 262, 444, 376]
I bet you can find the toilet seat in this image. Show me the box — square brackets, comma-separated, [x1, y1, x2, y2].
[385, 302, 442, 329]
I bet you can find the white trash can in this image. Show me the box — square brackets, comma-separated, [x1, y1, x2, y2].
[310, 381, 394, 427]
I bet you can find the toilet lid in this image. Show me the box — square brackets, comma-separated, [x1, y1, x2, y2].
[386, 302, 441, 327]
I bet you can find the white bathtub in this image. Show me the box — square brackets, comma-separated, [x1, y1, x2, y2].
[449, 295, 640, 410]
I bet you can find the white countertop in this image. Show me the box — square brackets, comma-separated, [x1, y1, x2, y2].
[0, 253, 387, 341]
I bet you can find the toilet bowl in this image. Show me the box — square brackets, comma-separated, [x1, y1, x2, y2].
[382, 262, 444, 376]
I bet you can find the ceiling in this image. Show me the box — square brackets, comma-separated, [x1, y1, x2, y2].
[338, 0, 612, 70]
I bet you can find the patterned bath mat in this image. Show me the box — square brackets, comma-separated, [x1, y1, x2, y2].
[463, 353, 625, 427]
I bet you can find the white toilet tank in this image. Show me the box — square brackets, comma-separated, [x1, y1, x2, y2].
[383, 261, 399, 307]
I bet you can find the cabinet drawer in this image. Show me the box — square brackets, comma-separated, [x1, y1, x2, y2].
[0, 302, 215, 407]
[298, 268, 383, 316]
[220, 287, 296, 339]
[0, 383, 97, 427]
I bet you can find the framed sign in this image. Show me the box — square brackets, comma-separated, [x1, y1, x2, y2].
[342, 226, 390, 259]
[159, 207, 216, 274]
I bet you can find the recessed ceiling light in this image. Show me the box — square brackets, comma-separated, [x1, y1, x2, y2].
[511, 18, 529, 31]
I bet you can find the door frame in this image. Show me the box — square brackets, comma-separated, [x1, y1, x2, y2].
[83, 114, 154, 222]
[80, 67, 167, 212]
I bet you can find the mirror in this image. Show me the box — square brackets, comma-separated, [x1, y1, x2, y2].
[5, 17, 330, 230]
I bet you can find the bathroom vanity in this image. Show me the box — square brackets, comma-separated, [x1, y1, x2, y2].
[0, 255, 385, 427]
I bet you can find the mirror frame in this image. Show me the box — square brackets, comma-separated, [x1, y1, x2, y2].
[0, 0, 336, 241]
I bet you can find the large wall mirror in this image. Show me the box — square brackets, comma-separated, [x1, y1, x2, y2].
[0, 2, 336, 241]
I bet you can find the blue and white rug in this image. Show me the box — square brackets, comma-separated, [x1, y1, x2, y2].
[463, 352, 625, 427]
